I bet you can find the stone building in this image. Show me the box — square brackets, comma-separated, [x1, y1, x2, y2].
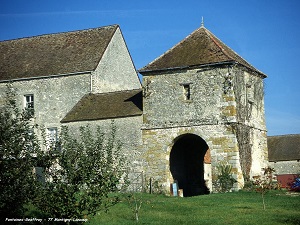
[0, 24, 143, 172]
[268, 134, 300, 188]
[139, 23, 268, 195]
[0, 23, 268, 195]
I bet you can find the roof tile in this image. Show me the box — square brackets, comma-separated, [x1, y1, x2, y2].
[139, 26, 266, 77]
[61, 89, 143, 122]
[0, 25, 118, 81]
[268, 134, 300, 161]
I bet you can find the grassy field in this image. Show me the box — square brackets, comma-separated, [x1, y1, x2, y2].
[88, 190, 300, 225]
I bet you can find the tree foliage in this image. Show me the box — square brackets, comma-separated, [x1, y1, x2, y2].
[0, 84, 43, 220]
[0, 84, 128, 223]
[36, 124, 127, 221]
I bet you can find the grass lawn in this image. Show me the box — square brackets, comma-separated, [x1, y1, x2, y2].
[88, 190, 300, 225]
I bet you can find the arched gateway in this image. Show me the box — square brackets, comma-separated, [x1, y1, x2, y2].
[170, 134, 210, 197]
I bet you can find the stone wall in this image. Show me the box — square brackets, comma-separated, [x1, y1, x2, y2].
[233, 67, 266, 130]
[142, 65, 245, 193]
[232, 66, 268, 178]
[63, 116, 144, 191]
[142, 66, 235, 129]
[142, 124, 243, 193]
[0, 73, 91, 131]
[91, 27, 141, 93]
[63, 116, 144, 171]
[141, 64, 268, 193]
[269, 161, 300, 175]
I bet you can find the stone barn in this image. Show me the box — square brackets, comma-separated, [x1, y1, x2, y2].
[139, 23, 268, 195]
[0, 23, 268, 196]
[268, 134, 300, 188]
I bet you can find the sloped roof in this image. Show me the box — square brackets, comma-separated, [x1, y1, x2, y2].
[61, 89, 142, 123]
[0, 25, 118, 81]
[139, 26, 266, 77]
[268, 134, 300, 162]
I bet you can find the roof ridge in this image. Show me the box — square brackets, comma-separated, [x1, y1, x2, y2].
[203, 28, 234, 61]
[204, 27, 267, 77]
[139, 25, 267, 77]
[0, 24, 119, 43]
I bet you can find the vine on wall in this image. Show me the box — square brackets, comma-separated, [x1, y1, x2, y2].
[231, 67, 265, 178]
[233, 124, 252, 178]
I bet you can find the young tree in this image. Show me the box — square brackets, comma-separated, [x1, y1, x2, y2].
[253, 166, 277, 210]
[36, 123, 127, 222]
[0, 84, 43, 221]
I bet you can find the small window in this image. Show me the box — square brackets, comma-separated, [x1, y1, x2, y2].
[24, 94, 34, 116]
[246, 84, 254, 104]
[183, 84, 191, 100]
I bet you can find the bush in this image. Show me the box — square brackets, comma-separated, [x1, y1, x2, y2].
[213, 163, 237, 193]
[36, 123, 128, 222]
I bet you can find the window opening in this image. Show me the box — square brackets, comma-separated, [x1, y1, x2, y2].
[24, 94, 34, 116]
[183, 84, 191, 100]
[46, 127, 58, 149]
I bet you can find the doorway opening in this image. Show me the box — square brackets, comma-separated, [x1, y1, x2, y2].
[170, 134, 210, 197]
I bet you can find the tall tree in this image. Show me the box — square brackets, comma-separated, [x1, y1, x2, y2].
[0, 84, 42, 220]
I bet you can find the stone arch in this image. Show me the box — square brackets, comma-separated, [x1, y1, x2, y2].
[170, 133, 210, 196]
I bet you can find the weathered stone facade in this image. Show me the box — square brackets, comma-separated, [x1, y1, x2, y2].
[140, 64, 268, 194]
[91, 28, 140, 93]
[0, 73, 91, 132]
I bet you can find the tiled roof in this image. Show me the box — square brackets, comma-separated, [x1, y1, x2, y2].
[0, 25, 118, 81]
[61, 89, 142, 123]
[268, 134, 300, 162]
[139, 26, 266, 77]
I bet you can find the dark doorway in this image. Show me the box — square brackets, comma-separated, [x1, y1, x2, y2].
[170, 134, 209, 197]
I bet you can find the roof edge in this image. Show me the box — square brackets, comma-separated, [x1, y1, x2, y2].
[139, 60, 237, 74]
[0, 24, 120, 43]
[61, 88, 143, 123]
[92, 25, 119, 71]
[0, 70, 92, 83]
[61, 113, 142, 123]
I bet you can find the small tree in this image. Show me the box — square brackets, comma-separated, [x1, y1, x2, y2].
[0, 84, 43, 221]
[36, 123, 127, 222]
[126, 193, 143, 223]
[252, 166, 277, 210]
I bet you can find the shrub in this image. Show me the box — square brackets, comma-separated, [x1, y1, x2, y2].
[214, 163, 237, 193]
[36, 123, 128, 222]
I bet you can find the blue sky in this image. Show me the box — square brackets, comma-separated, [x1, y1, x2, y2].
[1, 0, 299, 136]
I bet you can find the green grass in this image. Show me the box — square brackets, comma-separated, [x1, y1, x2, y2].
[88, 190, 300, 225]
